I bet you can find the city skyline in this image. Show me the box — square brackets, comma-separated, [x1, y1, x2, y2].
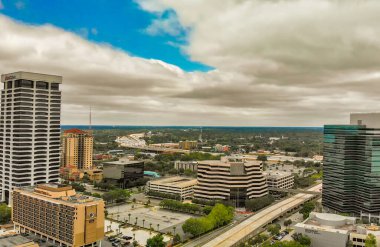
[1, 1, 380, 126]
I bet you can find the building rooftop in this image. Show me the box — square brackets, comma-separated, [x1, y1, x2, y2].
[1, 71, 62, 83]
[264, 171, 293, 179]
[296, 212, 356, 233]
[150, 176, 197, 188]
[63, 128, 88, 134]
[15, 183, 102, 205]
[103, 160, 143, 166]
[0, 234, 36, 247]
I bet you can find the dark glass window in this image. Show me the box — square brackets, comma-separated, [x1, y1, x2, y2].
[6, 81, 12, 89]
[36, 81, 48, 89]
[51, 83, 59, 90]
[15, 79, 34, 88]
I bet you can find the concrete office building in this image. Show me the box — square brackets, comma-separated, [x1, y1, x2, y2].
[12, 183, 104, 247]
[323, 113, 380, 220]
[295, 212, 356, 247]
[0, 72, 62, 203]
[265, 171, 294, 189]
[174, 161, 198, 172]
[103, 159, 144, 188]
[61, 128, 93, 170]
[194, 156, 268, 206]
[147, 176, 197, 200]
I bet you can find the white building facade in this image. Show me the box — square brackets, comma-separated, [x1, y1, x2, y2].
[0, 72, 62, 203]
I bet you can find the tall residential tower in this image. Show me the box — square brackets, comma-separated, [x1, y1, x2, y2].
[323, 113, 380, 220]
[61, 128, 93, 169]
[0, 72, 62, 203]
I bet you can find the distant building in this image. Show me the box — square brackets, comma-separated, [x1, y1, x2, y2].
[61, 128, 94, 170]
[350, 225, 380, 247]
[323, 113, 380, 219]
[147, 176, 197, 200]
[116, 134, 146, 147]
[214, 144, 230, 152]
[0, 233, 38, 247]
[179, 141, 198, 150]
[0, 71, 62, 203]
[265, 171, 294, 189]
[194, 156, 268, 206]
[103, 159, 144, 188]
[83, 169, 103, 183]
[174, 161, 198, 172]
[295, 213, 356, 247]
[12, 184, 104, 247]
[59, 165, 83, 181]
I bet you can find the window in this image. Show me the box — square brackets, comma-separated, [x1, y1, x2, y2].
[51, 83, 59, 90]
[6, 81, 12, 89]
[15, 79, 34, 88]
[36, 81, 48, 89]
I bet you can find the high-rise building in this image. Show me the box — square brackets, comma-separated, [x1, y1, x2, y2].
[61, 128, 93, 169]
[194, 156, 268, 206]
[323, 113, 380, 220]
[12, 183, 104, 247]
[0, 72, 62, 203]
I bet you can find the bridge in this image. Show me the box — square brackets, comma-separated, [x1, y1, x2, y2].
[202, 183, 322, 247]
[269, 187, 322, 195]
[119, 144, 191, 154]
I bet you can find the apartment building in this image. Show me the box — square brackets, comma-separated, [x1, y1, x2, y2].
[61, 128, 93, 170]
[0, 72, 62, 203]
[174, 161, 198, 172]
[12, 183, 104, 247]
[323, 113, 380, 219]
[147, 176, 197, 200]
[265, 171, 294, 189]
[194, 156, 268, 206]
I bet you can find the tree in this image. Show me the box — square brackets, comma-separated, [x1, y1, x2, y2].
[284, 219, 293, 227]
[146, 234, 165, 247]
[365, 234, 377, 247]
[203, 206, 213, 215]
[267, 224, 281, 235]
[245, 195, 274, 211]
[257, 154, 268, 161]
[173, 234, 181, 244]
[300, 202, 315, 219]
[0, 203, 11, 224]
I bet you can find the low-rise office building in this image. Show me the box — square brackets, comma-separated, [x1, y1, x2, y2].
[83, 169, 103, 183]
[295, 212, 356, 247]
[12, 183, 104, 247]
[147, 176, 197, 200]
[350, 225, 380, 247]
[179, 141, 198, 150]
[174, 161, 198, 172]
[265, 171, 294, 189]
[194, 157, 268, 206]
[103, 159, 144, 188]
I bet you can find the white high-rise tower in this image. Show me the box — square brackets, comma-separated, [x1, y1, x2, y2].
[0, 71, 62, 203]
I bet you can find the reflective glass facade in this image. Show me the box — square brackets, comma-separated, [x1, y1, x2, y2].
[323, 125, 380, 216]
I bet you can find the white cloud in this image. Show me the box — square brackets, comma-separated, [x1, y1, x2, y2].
[3, 0, 380, 126]
[144, 12, 184, 36]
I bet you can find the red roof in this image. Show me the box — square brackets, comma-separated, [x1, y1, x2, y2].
[64, 128, 87, 134]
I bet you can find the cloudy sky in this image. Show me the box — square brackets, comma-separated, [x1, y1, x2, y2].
[1, 0, 380, 126]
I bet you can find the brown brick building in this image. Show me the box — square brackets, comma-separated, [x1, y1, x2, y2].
[12, 184, 104, 247]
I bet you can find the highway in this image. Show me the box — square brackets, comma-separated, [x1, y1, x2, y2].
[202, 183, 322, 247]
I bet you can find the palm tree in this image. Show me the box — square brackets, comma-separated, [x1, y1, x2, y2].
[142, 219, 145, 228]
[128, 213, 131, 223]
[157, 223, 160, 232]
[173, 226, 176, 235]
[135, 217, 138, 226]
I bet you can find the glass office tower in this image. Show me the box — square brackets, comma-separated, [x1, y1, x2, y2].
[0, 71, 62, 203]
[323, 113, 380, 221]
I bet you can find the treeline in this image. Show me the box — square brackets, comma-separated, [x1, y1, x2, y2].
[245, 195, 275, 211]
[146, 191, 180, 200]
[102, 189, 131, 203]
[0, 203, 11, 224]
[159, 199, 202, 214]
[182, 203, 234, 237]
